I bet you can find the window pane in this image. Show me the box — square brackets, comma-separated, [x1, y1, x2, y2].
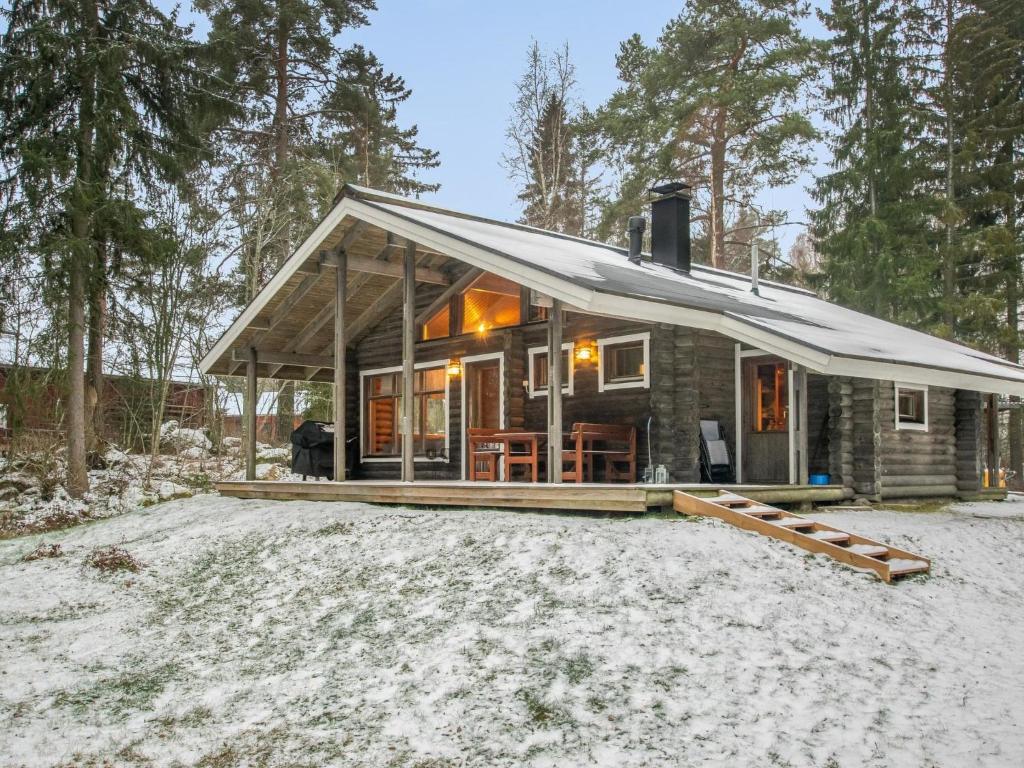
[422, 303, 450, 340]
[533, 350, 569, 389]
[419, 367, 445, 393]
[462, 273, 521, 334]
[607, 342, 645, 381]
[754, 363, 788, 432]
[367, 397, 398, 455]
[898, 390, 925, 424]
[368, 374, 395, 397]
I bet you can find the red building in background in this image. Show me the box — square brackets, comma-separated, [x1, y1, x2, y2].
[0, 364, 211, 452]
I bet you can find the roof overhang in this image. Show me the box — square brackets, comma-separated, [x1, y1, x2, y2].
[201, 190, 1024, 397]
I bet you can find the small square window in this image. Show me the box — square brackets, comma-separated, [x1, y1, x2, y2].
[597, 333, 650, 391]
[895, 385, 928, 431]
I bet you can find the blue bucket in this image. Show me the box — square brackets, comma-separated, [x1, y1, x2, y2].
[809, 473, 830, 486]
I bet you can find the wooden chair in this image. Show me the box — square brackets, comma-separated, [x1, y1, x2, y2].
[561, 423, 636, 483]
[467, 428, 503, 481]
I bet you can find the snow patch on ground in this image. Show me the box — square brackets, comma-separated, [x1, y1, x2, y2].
[1, 496, 1023, 766]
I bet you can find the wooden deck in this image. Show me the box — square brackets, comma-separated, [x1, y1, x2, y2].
[215, 480, 853, 512]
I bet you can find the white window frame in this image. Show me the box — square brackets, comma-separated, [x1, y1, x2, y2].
[527, 342, 574, 398]
[0, 404, 7, 430]
[359, 359, 451, 462]
[894, 382, 928, 432]
[598, 332, 651, 392]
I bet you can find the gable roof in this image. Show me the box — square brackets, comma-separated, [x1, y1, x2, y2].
[200, 184, 1024, 396]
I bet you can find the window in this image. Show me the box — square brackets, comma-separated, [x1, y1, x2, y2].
[362, 364, 449, 459]
[461, 273, 521, 335]
[421, 273, 525, 341]
[598, 332, 651, 391]
[753, 362, 788, 432]
[527, 289, 550, 322]
[527, 344, 573, 397]
[421, 303, 450, 341]
[895, 384, 928, 431]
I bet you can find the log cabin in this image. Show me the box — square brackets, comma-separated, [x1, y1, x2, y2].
[201, 183, 1022, 509]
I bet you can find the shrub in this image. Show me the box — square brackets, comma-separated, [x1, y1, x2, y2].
[23, 542, 63, 561]
[86, 545, 144, 573]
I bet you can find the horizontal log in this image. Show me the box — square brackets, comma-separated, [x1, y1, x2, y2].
[882, 474, 958, 487]
[320, 252, 449, 285]
[233, 350, 333, 369]
[880, 485, 959, 499]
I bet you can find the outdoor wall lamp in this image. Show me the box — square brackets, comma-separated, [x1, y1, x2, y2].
[575, 342, 597, 362]
[446, 360, 463, 378]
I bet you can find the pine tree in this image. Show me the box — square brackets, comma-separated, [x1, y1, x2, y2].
[0, 0, 227, 496]
[593, 0, 818, 268]
[199, 0, 437, 440]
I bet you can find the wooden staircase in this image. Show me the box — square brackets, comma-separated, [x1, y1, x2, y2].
[673, 490, 930, 583]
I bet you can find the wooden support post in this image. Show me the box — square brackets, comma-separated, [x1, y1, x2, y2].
[734, 343, 743, 484]
[333, 250, 347, 482]
[401, 241, 416, 482]
[245, 347, 257, 481]
[547, 298, 563, 483]
[797, 365, 809, 485]
[787, 364, 797, 485]
[987, 393, 1001, 482]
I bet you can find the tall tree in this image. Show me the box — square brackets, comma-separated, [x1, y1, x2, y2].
[199, 0, 437, 440]
[0, 0, 225, 495]
[811, 0, 938, 325]
[593, 0, 818, 267]
[503, 41, 596, 236]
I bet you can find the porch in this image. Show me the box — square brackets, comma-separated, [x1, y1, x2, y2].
[214, 479, 853, 512]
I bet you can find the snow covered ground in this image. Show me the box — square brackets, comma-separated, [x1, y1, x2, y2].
[2, 494, 1023, 767]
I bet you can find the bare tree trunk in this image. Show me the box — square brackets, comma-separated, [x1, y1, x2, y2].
[66, 0, 98, 498]
[85, 239, 106, 451]
[941, 0, 956, 335]
[709, 132, 727, 270]
[1006, 144, 1022, 485]
[273, 7, 294, 444]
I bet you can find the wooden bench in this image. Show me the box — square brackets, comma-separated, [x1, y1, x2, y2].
[561, 423, 637, 483]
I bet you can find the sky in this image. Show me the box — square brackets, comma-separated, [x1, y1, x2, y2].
[179, 0, 832, 253]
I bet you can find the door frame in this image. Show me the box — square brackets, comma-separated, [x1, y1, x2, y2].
[734, 345, 797, 485]
[460, 351, 505, 480]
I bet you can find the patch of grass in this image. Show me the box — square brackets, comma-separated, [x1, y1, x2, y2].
[182, 472, 214, 492]
[54, 663, 179, 717]
[1, 507, 90, 540]
[563, 651, 594, 685]
[86, 544, 144, 573]
[879, 500, 952, 514]
[23, 542, 63, 561]
[518, 688, 569, 727]
[313, 520, 353, 538]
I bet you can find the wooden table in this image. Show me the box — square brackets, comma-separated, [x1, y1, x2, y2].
[494, 431, 547, 483]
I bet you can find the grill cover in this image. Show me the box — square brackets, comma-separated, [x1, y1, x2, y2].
[291, 420, 335, 480]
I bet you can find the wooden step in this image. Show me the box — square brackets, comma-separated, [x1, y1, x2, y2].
[805, 530, 850, 544]
[673, 490, 930, 583]
[847, 544, 889, 559]
[887, 558, 930, 576]
[771, 517, 816, 530]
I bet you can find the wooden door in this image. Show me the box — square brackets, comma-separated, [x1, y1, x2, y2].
[742, 357, 790, 483]
[467, 360, 501, 430]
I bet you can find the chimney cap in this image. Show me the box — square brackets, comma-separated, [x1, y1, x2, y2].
[649, 181, 691, 198]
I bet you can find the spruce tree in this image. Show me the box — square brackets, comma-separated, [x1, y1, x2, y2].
[593, 0, 818, 268]
[0, 0, 227, 495]
[811, 0, 939, 326]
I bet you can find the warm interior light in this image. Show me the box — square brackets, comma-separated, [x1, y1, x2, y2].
[446, 360, 462, 377]
[476, 322, 488, 337]
[575, 342, 596, 362]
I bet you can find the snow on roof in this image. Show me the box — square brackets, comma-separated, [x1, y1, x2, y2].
[346, 186, 1024, 390]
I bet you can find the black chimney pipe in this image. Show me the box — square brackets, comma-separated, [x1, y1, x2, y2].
[649, 182, 691, 272]
[627, 216, 645, 264]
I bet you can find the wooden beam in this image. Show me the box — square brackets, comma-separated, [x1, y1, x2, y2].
[548, 298, 563, 483]
[401, 240, 416, 482]
[245, 348, 257, 481]
[320, 252, 449, 285]
[346, 278, 405, 344]
[415, 267, 481, 325]
[334, 249, 347, 481]
[233, 350, 334, 369]
[797, 365, 809, 485]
